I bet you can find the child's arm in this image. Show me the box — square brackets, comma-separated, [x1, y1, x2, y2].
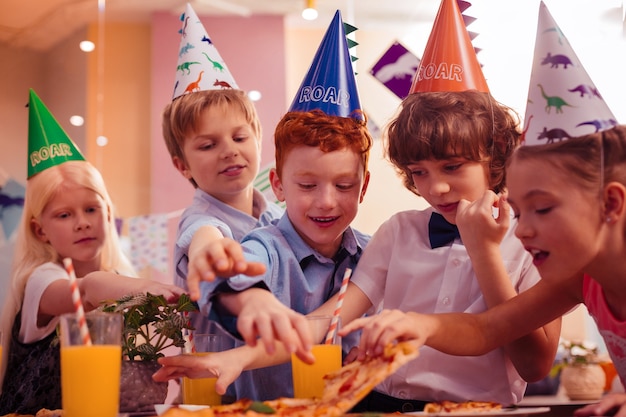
[218, 288, 313, 357]
[154, 324, 317, 393]
[456, 191, 562, 382]
[341, 279, 578, 364]
[186, 225, 266, 300]
[217, 282, 373, 357]
[37, 272, 185, 325]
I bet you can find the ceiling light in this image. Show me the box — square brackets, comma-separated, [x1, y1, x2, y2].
[96, 135, 108, 147]
[69, 115, 84, 126]
[80, 40, 95, 52]
[302, 0, 318, 20]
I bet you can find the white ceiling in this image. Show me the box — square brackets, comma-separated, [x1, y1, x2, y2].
[0, 0, 443, 52]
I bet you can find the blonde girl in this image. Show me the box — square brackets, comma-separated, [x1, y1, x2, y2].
[0, 161, 182, 414]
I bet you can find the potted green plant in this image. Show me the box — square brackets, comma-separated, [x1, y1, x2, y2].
[551, 339, 605, 400]
[101, 292, 198, 412]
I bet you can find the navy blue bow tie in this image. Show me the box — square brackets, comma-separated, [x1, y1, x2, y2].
[428, 212, 460, 249]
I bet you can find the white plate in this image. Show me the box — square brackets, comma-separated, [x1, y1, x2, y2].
[154, 404, 210, 415]
[407, 406, 551, 417]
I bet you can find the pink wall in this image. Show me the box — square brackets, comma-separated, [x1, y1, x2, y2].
[150, 12, 286, 215]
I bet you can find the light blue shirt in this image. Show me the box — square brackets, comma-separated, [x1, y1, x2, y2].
[205, 214, 370, 401]
[174, 188, 283, 289]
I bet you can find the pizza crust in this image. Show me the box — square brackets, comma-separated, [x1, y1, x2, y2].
[423, 401, 502, 413]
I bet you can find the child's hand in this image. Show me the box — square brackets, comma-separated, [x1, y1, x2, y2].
[456, 190, 510, 250]
[232, 290, 314, 363]
[573, 392, 626, 416]
[153, 351, 243, 395]
[81, 272, 186, 308]
[187, 237, 266, 300]
[339, 309, 426, 360]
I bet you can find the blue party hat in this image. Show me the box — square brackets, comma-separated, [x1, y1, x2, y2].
[522, 1, 617, 145]
[288, 10, 363, 121]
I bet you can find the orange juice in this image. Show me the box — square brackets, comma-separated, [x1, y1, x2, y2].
[61, 345, 121, 417]
[291, 344, 342, 399]
[182, 352, 221, 405]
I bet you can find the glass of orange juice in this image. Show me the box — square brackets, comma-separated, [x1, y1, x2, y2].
[291, 315, 342, 399]
[182, 333, 225, 405]
[60, 311, 122, 417]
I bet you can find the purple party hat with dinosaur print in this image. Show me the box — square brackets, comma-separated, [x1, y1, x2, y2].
[172, 3, 239, 100]
[522, 1, 617, 146]
[288, 10, 364, 121]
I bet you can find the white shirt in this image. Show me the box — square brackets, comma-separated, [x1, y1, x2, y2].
[20, 262, 68, 343]
[352, 207, 540, 405]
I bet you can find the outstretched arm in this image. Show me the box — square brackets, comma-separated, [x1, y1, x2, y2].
[186, 225, 266, 300]
[456, 192, 562, 381]
[341, 279, 579, 361]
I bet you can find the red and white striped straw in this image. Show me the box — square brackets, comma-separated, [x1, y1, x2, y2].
[183, 311, 196, 353]
[325, 268, 352, 345]
[63, 258, 92, 346]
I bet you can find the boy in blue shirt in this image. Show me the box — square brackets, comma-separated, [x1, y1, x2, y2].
[154, 10, 373, 401]
[161, 4, 282, 335]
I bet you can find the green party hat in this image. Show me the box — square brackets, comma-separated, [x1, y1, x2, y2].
[28, 89, 85, 178]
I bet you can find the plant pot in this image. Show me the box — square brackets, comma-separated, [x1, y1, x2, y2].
[119, 360, 169, 412]
[560, 364, 606, 401]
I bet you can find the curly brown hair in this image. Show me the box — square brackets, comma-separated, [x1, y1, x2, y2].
[274, 110, 373, 178]
[386, 91, 521, 195]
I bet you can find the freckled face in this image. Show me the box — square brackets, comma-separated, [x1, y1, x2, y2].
[507, 157, 602, 282]
[271, 146, 368, 258]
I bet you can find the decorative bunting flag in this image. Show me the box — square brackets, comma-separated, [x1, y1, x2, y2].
[128, 214, 169, 274]
[254, 163, 284, 209]
[370, 41, 420, 99]
[0, 178, 25, 241]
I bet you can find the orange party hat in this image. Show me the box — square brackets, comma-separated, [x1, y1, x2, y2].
[409, 0, 489, 94]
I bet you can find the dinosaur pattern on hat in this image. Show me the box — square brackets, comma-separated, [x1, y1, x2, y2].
[523, 1, 618, 146]
[172, 3, 239, 100]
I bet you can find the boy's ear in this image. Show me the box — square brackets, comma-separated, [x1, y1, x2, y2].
[172, 156, 193, 180]
[359, 171, 371, 203]
[269, 168, 285, 202]
[604, 181, 626, 221]
[31, 219, 49, 243]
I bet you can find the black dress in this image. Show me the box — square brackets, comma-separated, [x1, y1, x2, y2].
[0, 311, 61, 414]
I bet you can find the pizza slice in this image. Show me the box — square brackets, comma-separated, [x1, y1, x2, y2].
[317, 341, 420, 416]
[159, 341, 420, 417]
[423, 400, 502, 413]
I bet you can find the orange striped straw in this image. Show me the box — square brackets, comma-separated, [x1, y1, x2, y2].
[325, 268, 352, 345]
[63, 258, 92, 346]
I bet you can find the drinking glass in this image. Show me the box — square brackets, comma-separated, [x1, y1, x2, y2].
[291, 315, 342, 399]
[60, 311, 123, 417]
[182, 333, 225, 405]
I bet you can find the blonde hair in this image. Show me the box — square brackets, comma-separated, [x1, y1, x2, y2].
[0, 161, 134, 389]
[162, 89, 262, 188]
